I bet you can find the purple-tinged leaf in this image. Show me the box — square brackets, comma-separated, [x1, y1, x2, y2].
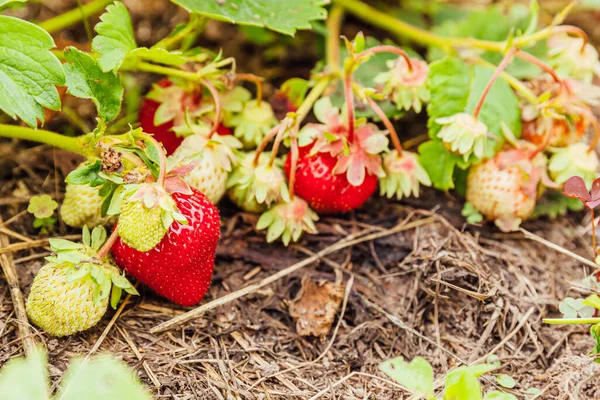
[591, 178, 600, 201]
[564, 176, 591, 202]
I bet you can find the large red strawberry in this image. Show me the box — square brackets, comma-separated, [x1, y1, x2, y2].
[140, 79, 232, 155]
[111, 189, 220, 306]
[284, 145, 378, 214]
[139, 79, 183, 155]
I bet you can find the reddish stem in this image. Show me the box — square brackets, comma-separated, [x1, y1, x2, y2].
[288, 132, 299, 200]
[554, 25, 589, 53]
[473, 48, 517, 120]
[268, 121, 292, 168]
[515, 50, 562, 84]
[367, 97, 402, 155]
[237, 73, 264, 105]
[253, 125, 280, 167]
[356, 45, 413, 71]
[201, 79, 222, 139]
[344, 72, 355, 142]
[96, 228, 120, 259]
[592, 208, 598, 259]
[144, 135, 167, 186]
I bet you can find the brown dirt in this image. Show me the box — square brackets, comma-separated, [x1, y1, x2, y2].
[2, 1, 600, 399]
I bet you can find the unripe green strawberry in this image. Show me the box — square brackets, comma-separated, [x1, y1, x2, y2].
[26, 226, 136, 337]
[117, 200, 167, 253]
[60, 183, 109, 228]
[27, 263, 110, 337]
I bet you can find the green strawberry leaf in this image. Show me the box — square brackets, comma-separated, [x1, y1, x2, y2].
[0, 0, 27, 11]
[92, 1, 137, 72]
[63, 47, 124, 121]
[123, 47, 187, 67]
[418, 140, 464, 190]
[0, 346, 48, 400]
[0, 16, 65, 127]
[496, 374, 516, 389]
[57, 355, 152, 400]
[427, 56, 521, 151]
[531, 191, 584, 219]
[66, 264, 91, 282]
[444, 367, 483, 400]
[378, 357, 434, 399]
[483, 391, 518, 400]
[66, 161, 106, 187]
[171, 0, 328, 36]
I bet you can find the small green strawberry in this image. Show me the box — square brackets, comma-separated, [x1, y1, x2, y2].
[26, 226, 137, 337]
[60, 182, 112, 228]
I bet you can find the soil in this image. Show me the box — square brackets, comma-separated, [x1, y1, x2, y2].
[2, 1, 600, 399]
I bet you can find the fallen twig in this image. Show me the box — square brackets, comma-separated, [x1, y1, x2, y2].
[0, 217, 36, 356]
[150, 217, 435, 333]
[520, 228, 598, 270]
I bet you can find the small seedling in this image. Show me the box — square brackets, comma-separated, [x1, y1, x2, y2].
[27, 195, 58, 234]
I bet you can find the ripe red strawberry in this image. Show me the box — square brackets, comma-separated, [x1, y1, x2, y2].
[284, 145, 378, 214]
[111, 189, 220, 306]
[140, 79, 232, 155]
[139, 79, 182, 155]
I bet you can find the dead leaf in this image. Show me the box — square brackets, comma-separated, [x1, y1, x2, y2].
[288, 277, 345, 339]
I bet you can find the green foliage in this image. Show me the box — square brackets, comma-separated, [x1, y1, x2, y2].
[28, 195, 58, 234]
[0, 346, 151, 400]
[379, 355, 518, 400]
[421, 56, 520, 189]
[66, 161, 105, 187]
[378, 357, 434, 399]
[0, 0, 26, 11]
[462, 202, 484, 224]
[92, 1, 136, 72]
[418, 140, 464, 190]
[0, 16, 65, 127]
[171, 0, 328, 36]
[531, 191, 585, 219]
[63, 48, 124, 121]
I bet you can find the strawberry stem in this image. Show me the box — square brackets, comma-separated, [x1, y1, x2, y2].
[37, 0, 113, 34]
[288, 130, 299, 200]
[344, 72, 355, 142]
[0, 124, 93, 156]
[268, 119, 294, 168]
[356, 45, 413, 72]
[200, 79, 222, 139]
[155, 14, 206, 50]
[326, 5, 344, 73]
[237, 73, 264, 105]
[592, 208, 598, 259]
[472, 48, 517, 120]
[253, 125, 280, 167]
[473, 57, 538, 105]
[367, 97, 402, 155]
[96, 227, 120, 259]
[553, 25, 590, 53]
[515, 50, 562, 84]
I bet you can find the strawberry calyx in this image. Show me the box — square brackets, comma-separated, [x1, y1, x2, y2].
[548, 142, 599, 186]
[146, 79, 204, 128]
[549, 33, 600, 83]
[436, 113, 489, 161]
[45, 226, 137, 309]
[225, 100, 278, 148]
[172, 133, 241, 173]
[374, 57, 431, 113]
[298, 97, 388, 187]
[256, 197, 319, 246]
[227, 151, 289, 211]
[379, 150, 431, 199]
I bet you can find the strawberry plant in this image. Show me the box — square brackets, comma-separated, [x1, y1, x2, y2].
[378, 355, 520, 399]
[2, 0, 600, 339]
